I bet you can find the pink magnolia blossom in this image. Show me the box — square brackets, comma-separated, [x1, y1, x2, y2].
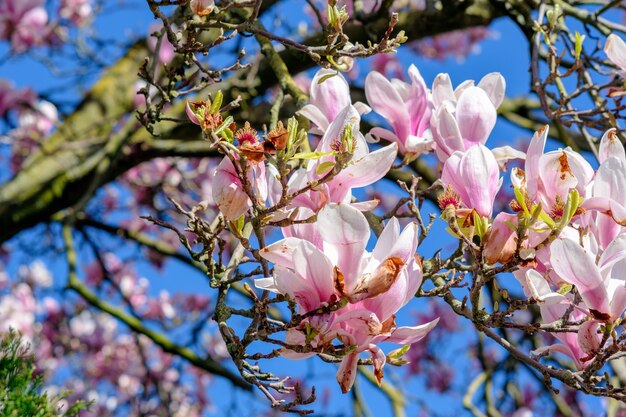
[7, 100, 58, 171]
[298, 69, 370, 134]
[0, 0, 51, 52]
[256, 203, 438, 392]
[59, 0, 92, 25]
[148, 22, 176, 65]
[365, 64, 433, 157]
[213, 153, 267, 220]
[0, 79, 35, 117]
[371, 53, 404, 80]
[511, 126, 593, 214]
[412, 27, 495, 62]
[268, 105, 396, 243]
[441, 144, 502, 218]
[430, 72, 504, 162]
[534, 301, 601, 370]
[549, 235, 626, 322]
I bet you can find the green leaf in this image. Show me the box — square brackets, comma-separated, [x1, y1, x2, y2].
[214, 115, 234, 136]
[315, 161, 335, 176]
[209, 90, 223, 114]
[513, 186, 531, 218]
[220, 127, 234, 143]
[292, 151, 334, 160]
[233, 214, 245, 234]
[575, 31, 585, 60]
[388, 344, 410, 360]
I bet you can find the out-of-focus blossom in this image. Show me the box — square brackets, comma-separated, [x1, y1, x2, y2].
[430, 72, 504, 162]
[298, 69, 370, 134]
[147, 22, 176, 65]
[371, 53, 404, 80]
[413, 27, 495, 61]
[0, 283, 36, 341]
[6, 100, 58, 171]
[256, 203, 438, 393]
[59, 0, 92, 25]
[441, 144, 502, 218]
[365, 64, 433, 157]
[0, 0, 51, 52]
[0, 79, 36, 117]
[18, 260, 53, 288]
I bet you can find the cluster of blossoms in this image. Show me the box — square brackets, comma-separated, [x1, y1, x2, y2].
[0, 256, 221, 416]
[183, 31, 626, 394]
[0, 0, 92, 52]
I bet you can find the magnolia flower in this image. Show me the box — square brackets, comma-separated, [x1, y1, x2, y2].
[298, 69, 370, 134]
[59, 0, 92, 25]
[0, 79, 35, 117]
[256, 204, 438, 392]
[511, 126, 593, 215]
[147, 22, 176, 65]
[267, 105, 396, 244]
[212, 154, 267, 220]
[441, 144, 502, 218]
[430, 72, 504, 162]
[550, 235, 626, 322]
[365, 64, 433, 158]
[534, 302, 600, 370]
[0, 0, 50, 52]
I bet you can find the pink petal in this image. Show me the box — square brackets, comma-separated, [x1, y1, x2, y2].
[577, 320, 601, 356]
[371, 218, 400, 262]
[297, 104, 330, 133]
[550, 238, 610, 315]
[337, 352, 359, 393]
[477, 72, 506, 108]
[431, 104, 464, 161]
[382, 318, 439, 344]
[318, 203, 369, 288]
[525, 126, 548, 199]
[455, 86, 497, 145]
[259, 237, 306, 269]
[292, 241, 335, 312]
[432, 73, 455, 107]
[599, 128, 626, 164]
[365, 71, 411, 142]
[605, 34, 626, 72]
[310, 69, 351, 123]
[332, 143, 397, 198]
[460, 145, 501, 217]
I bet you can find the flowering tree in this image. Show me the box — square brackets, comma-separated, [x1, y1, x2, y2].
[3, 0, 626, 416]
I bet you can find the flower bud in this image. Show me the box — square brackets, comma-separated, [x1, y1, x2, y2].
[190, 0, 214, 16]
[483, 212, 517, 265]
